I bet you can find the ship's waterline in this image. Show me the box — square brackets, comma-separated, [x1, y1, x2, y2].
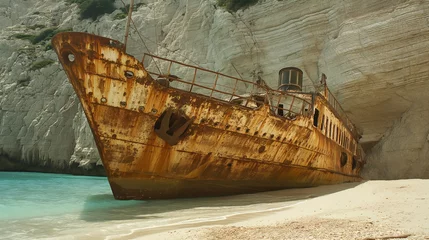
[0, 171, 343, 240]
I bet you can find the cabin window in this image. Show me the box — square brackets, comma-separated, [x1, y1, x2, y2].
[339, 131, 342, 145]
[291, 71, 297, 84]
[334, 124, 336, 141]
[278, 103, 284, 116]
[338, 128, 340, 143]
[349, 139, 351, 151]
[352, 157, 357, 170]
[313, 109, 319, 127]
[321, 115, 325, 131]
[340, 152, 347, 167]
[336, 126, 339, 142]
[344, 133, 346, 147]
[278, 68, 303, 91]
[325, 118, 329, 136]
[282, 71, 290, 84]
[334, 125, 337, 142]
[327, 119, 330, 137]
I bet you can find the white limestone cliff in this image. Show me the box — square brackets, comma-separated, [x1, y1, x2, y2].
[1, 0, 428, 178]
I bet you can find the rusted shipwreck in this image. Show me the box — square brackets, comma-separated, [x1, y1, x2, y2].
[52, 32, 364, 200]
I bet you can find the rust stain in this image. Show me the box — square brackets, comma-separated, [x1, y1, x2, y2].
[52, 32, 365, 200]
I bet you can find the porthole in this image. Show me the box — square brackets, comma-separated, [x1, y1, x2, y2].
[340, 152, 347, 167]
[313, 108, 319, 127]
[68, 54, 75, 62]
[352, 157, 357, 170]
[125, 70, 134, 78]
[62, 51, 76, 63]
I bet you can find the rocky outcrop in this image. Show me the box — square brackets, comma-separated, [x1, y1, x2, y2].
[0, 0, 103, 173]
[1, 0, 429, 178]
[363, 104, 429, 179]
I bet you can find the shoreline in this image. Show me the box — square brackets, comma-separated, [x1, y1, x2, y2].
[142, 180, 429, 240]
[2, 173, 428, 239]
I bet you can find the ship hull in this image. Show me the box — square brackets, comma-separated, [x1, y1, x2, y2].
[52, 32, 363, 200]
[109, 171, 356, 200]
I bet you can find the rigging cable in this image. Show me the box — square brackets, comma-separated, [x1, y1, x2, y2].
[131, 17, 204, 68]
[120, 0, 161, 74]
[120, 0, 205, 68]
[120, 1, 252, 87]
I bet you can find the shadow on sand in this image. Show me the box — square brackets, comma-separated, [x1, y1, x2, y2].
[80, 181, 363, 222]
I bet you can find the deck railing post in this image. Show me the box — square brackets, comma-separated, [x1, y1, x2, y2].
[288, 96, 296, 114]
[189, 68, 197, 92]
[300, 99, 306, 115]
[276, 94, 282, 115]
[210, 74, 219, 98]
[167, 61, 173, 75]
[229, 78, 239, 102]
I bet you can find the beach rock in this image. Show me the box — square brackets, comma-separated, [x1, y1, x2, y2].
[1, 0, 428, 179]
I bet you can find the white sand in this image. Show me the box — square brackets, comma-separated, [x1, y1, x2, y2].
[142, 180, 429, 240]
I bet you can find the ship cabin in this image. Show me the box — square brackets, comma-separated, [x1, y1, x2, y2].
[275, 67, 358, 153]
[278, 67, 303, 91]
[275, 67, 360, 171]
[143, 54, 359, 165]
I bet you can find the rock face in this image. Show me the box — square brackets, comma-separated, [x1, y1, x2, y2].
[1, 0, 428, 178]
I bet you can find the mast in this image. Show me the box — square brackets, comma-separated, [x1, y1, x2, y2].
[124, 0, 134, 51]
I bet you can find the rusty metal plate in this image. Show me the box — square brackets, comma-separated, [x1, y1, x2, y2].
[52, 32, 364, 200]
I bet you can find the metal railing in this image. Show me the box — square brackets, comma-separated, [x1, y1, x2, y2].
[321, 86, 358, 137]
[142, 53, 313, 118]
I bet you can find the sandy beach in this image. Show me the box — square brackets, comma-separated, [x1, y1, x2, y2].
[3, 177, 428, 240]
[142, 180, 429, 240]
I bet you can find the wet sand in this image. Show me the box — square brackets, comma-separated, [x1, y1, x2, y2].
[143, 180, 429, 240]
[5, 179, 428, 239]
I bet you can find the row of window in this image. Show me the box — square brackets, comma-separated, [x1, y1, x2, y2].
[313, 109, 355, 153]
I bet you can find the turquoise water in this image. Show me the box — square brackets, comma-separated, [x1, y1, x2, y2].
[0, 172, 137, 220]
[0, 172, 338, 239]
